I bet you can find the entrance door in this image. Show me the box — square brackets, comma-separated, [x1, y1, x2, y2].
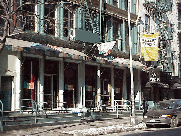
[44, 75, 57, 109]
[44, 75, 52, 109]
[1, 76, 13, 111]
[101, 79, 109, 105]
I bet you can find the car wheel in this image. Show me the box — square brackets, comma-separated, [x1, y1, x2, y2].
[170, 116, 178, 128]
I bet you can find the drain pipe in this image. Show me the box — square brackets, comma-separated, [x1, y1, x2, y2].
[116, 102, 119, 118]
[0, 100, 3, 132]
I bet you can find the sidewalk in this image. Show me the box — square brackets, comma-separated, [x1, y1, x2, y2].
[1, 115, 146, 136]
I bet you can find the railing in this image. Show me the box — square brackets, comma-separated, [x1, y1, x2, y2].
[135, 100, 143, 111]
[0, 100, 3, 132]
[113, 100, 132, 111]
[85, 100, 95, 109]
[114, 100, 143, 112]
[94, 100, 103, 111]
[37, 102, 47, 114]
[20, 99, 38, 123]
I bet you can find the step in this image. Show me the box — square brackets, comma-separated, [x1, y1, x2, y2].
[2, 119, 33, 125]
[1, 110, 143, 130]
[2, 111, 20, 116]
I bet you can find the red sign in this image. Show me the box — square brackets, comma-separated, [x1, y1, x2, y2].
[27, 82, 34, 89]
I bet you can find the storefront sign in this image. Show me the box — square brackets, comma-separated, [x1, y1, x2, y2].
[86, 85, 93, 91]
[172, 83, 181, 89]
[88, 86, 92, 91]
[68, 85, 71, 90]
[70, 85, 74, 90]
[27, 82, 34, 89]
[149, 68, 160, 83]
[85, 85, 88, 91]
[65, 84, 68, 90]
[93, 92, 95, 96]
[23, 81, 27, 88]
[67, 85, 74, 90]
[115, 88, 120, 93]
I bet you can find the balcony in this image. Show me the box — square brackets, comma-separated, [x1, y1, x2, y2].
[68, 0, 137, 22]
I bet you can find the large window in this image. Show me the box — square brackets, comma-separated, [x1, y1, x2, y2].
[44, 4, 55, 35]
[178, 6, 181, 30]
[64, 9, 73, 38]
[125, 21, 129, 52]
[113, 0, 118, 7]
[113, 18, 119, 41]
[22, 57, 39, 102]
[145, 15, 150, 33]
[0, 5, 4, 26]
[22, 0, 36, 31]
[125, 0, 128, 11]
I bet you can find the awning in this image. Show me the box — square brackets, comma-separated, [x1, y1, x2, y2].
[145, 82, 169, 88]
[157, 83, 169, 89]
[3, 37, 147, 70]
[145, 82, 152, 88]
[172, 83, 181, 89]
[3, 37, 88, 60]
[110, 58, 147, 70]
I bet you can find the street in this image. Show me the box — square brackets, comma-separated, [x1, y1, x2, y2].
[2, 123, 181, 136]
[2, 114, 181, 136]
[105, 126, 181, 136]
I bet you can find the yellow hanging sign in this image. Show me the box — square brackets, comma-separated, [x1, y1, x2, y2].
[141, 32, 159, 61]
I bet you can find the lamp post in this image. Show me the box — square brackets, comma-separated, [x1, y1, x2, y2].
[128, 0, 135, 125]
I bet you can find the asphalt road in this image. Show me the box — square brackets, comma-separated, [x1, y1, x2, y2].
[105, 126, 181, 136]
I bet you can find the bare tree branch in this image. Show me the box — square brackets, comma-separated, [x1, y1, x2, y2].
[0, 14, 7, 20]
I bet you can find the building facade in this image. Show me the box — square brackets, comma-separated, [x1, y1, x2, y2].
[0, 0, 146, 111]
[138, 0, 181, 102]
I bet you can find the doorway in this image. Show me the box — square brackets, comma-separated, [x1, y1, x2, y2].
[101, 79, 110, 105]
[0, 76, 13, 111]
[64, 62, 78, 108]
[44, 74, 58, 109]
[85, 65, 97, 108]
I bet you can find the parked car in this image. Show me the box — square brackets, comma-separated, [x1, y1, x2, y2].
[144, 99, 181, 127]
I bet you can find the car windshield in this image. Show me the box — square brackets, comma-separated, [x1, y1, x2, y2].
[152, 101, 175, 110]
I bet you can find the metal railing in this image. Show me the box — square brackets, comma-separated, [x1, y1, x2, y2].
[37, 102, 47, 114]
[96, 100, 103, 111]
[20, 99, 38, 123]
[113, 100, 132, 111]
[114, 100, 143, 112]
[135, 100, 143, 111]
[0, 100, 3, 132]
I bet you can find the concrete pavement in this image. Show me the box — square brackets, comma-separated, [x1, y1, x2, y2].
[1, 112, 146, 136]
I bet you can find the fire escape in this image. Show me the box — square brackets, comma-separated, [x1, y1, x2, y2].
[143, 0, 174, 85]
[80, 0, 95, 32]
[72, 0, 99, 44]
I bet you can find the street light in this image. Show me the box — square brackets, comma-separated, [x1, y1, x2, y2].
[128, 0, 135, 125]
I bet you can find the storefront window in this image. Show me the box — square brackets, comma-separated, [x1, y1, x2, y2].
[64, 62, 78, 108]
[85, 65, 97, 108]
[22, 57, 39, 107]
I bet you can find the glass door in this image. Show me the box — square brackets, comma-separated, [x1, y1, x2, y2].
[1, 76, 13, 111]
[44, 75, 52, 109]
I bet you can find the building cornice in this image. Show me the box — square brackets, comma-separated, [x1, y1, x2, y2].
[68, 0, 137, 22]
